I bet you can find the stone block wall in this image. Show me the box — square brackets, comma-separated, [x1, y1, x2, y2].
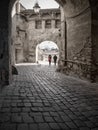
[62, 61, 91, 81]
[58, 1, 93, 81]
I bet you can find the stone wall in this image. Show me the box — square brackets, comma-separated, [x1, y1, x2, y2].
[12, 13, 27, 63]
[61, 0, 98, 82]
[58, 0, 93, 81]
[14, 8, 61, 63]
[27, 23, 61, 62]
[66, 8, 91, 62]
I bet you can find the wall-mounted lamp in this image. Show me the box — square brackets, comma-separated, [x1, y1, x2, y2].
[33, 1, 41, 13]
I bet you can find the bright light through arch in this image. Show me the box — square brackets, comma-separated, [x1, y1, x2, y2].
[39, 41, 59, 50]
[36, 41, 59, 65]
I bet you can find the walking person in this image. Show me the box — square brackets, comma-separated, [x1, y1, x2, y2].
[48, 55, 52, 66]
[53, 55, 57, 66]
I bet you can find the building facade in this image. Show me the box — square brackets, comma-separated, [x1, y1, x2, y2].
[12, 3, 61, 63]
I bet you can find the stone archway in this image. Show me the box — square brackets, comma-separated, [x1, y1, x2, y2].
[35, 41, 59, 64]
[28, 38, 60, 63]
[1, 0, 98, 86]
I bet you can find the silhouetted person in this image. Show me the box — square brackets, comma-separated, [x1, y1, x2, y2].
[53, 55, 57, 66]
[48, 55, 52, 66]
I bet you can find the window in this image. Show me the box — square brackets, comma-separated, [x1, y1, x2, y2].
[55, 20, 61, 28]
[56, 12, 60, 18]
[35, 20, 42, 29]
[45, 20, 51, 28]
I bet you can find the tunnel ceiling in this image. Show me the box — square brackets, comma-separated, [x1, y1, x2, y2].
[55, 0, 90, 18]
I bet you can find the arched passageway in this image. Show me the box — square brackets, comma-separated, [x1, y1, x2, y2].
[36, 41, 59, 65]
[0, 0, 98, 86]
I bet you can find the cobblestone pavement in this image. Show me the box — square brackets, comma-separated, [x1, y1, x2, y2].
[0, 65, 98, 130]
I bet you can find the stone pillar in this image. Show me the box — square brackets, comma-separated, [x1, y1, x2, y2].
[0, 2, 11, 86]
[59, 7, 66, 66]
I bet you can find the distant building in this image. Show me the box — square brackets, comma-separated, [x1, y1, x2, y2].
[12, 1, 61, 63]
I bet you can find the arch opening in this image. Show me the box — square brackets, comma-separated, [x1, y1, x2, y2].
[36, 41, 59, 65]
[10, 0, 97, 82]
[9, 0, 96, 82]
[1, 0, 98, 86]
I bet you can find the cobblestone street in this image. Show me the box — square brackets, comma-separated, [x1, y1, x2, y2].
[0, 65, 98, 130]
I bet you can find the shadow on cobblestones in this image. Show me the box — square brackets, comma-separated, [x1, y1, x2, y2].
[0, 65, 98, 130]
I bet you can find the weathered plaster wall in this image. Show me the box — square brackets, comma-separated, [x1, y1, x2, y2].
[14, 8, 61, 63]
[12, 13, 28, 63]
[61, 0, 98, 82]
[66, 8, 91, 62]
[27, 22, 61, 62]
[58, 0, 93, 81]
